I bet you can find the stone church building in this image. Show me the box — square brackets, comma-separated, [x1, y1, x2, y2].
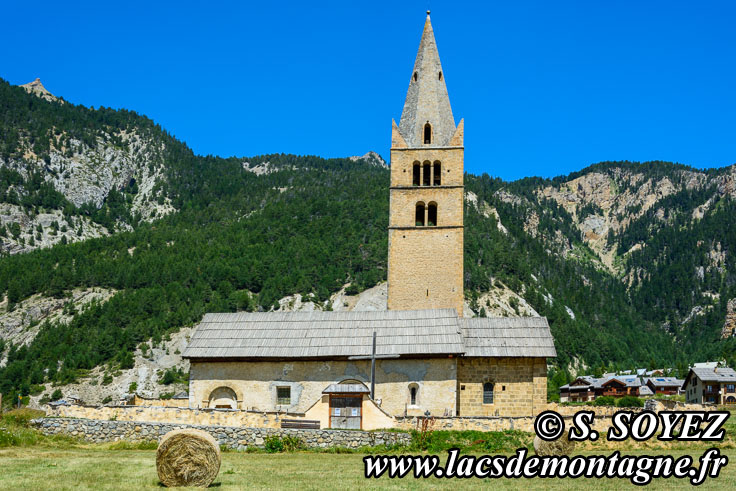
[183, 13, 556, 429]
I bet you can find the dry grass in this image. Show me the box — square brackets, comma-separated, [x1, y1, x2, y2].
[0, 447, 734, 490]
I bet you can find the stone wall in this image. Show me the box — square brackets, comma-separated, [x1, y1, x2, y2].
[189, 358, 457, 419]
[31, 418, 411, 450]
[457, 357, 547, 417]
[46, 404, 286, 428]
[388, 143, 464, 317]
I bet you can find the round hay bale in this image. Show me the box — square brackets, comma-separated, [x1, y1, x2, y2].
[533, 432, 575, 456]
[156, 429, 221, 488]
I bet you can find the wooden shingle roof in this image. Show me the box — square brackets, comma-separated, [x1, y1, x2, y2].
[183, 310, 556, 360]
[461, 317, 557, 357]
[183, 309, 464, 359]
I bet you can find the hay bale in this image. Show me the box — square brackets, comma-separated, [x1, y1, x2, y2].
[533, 433, 575, 456]
[156, 429, 221, 487]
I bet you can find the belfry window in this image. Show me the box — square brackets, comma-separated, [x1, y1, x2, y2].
[427, 203, 437, 226]
[413, 72, 418, 82]
[424, 123, 432, 144]
[483, 382, 494, 404]
[422, 162, 431, 186]
[433, 162, 441, 185]
[438, 71, 443, 81]
[415, 202, 425, 226]
[412, 162, 420, 186]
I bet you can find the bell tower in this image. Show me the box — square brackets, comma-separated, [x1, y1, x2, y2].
[387, 11, 465, 316]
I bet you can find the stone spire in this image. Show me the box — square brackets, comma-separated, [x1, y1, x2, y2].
[398, 12, 456, 147]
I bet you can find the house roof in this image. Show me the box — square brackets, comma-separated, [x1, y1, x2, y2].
[183, 310, 556, 360]
[646, 377, 684, 387]
[639, 386, 654, 396]
[461, 317, 556, 357]
[685, 367, 736, 386]
[603, 376, 642, 387]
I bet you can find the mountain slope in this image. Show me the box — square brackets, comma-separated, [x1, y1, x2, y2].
[2, 77, 736, 404]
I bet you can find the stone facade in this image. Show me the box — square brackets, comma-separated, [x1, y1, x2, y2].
[387, 117, 464, 316]
[456, 357, 548, 417]
[189, 358, 457, 419]
[31, 418, 410, 450]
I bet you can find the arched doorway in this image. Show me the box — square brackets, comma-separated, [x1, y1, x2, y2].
[208, 386, 238, 409]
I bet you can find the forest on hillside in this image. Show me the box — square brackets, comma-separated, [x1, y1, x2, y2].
[1, 77, 736, 402]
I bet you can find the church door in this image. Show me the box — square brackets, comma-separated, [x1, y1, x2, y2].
[329, 395, 362, 429]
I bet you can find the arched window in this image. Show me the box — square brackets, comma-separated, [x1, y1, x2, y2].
[412, 162, 420, 186]
[424, 123, 432, 144]
[483, 382, 494, 404]
[433, 162, 441, 186]
[415, 202, 425, 226]
[408, 383, 419, 406]
[209, 386, 238, 409]
[413, 72, 418, 82]
[427, 202, 437, 226]
[438, 71, 443, 81]
[422, 162, 431, 186]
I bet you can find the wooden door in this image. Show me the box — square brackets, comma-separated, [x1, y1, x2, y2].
[329, 395, 362, 429]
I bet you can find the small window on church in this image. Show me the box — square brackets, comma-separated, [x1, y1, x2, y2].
[422, 162, 431, 186]
[424, 123, 431, 144]
[439, 71, 442, 81]
[277, 387, 291, 405]
[483, 382, 494, 404]
[427, 202, 437, 226]
[433, 162, 441, 185]
[415, 202, 425, 226]
[412, 162, 420, 186]
[413, 72, 418, 82]
[409, 384, 418, 406]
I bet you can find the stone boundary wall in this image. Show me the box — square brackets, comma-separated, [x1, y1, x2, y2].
[42, 400, 716, 434]
[395, 400, 717, 432]
[46, 404, 292, 428]
[31, 418, 411, 450]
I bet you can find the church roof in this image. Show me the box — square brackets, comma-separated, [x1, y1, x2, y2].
[182, 309, 465, 359]
[397, 12, 457, 147]
[183, 310, 556, 360]
[462, 317, 557, 357]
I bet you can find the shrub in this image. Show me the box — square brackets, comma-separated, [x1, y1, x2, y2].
[616, 395, 644, 408]
[264, 435, 304, 453]
[51, 389, 63, 401]
[593, 396, 616, 406]
[128, 382, 137, 393]
[264, 435, 284, 453]
[101, 374, 113, 385]
[101, 396, 112, 404]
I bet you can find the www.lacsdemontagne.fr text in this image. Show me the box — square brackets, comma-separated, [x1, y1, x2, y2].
[364, 448, 728, 485]
[364, 410, 731, 485]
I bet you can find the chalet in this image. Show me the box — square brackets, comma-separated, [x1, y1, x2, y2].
[600, 376, 641, 397]
[682, 366, 736, 405]
[645, 377, 684, 396]
[558, 376, 600, 402]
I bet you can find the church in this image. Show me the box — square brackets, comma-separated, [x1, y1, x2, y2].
[183, 12, 555, 429]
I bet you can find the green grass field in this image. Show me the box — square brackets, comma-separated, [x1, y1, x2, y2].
[1, 409, 735, 489]
[0, 447, 735, 490]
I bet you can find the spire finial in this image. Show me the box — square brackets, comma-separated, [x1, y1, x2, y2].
[426, 10, 430, 15]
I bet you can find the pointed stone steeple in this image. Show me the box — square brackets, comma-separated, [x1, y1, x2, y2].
[398, 12, 456, 148]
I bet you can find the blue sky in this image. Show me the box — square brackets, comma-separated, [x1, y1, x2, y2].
[2, 1, 735, 180]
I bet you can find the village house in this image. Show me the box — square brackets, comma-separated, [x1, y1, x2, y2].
[182, 12, 556, 430]
[559, 374, 684, 402]
[682, 366, 736, 405]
